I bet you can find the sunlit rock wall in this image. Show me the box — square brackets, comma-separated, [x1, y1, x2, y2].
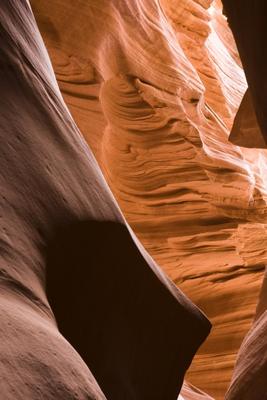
[31, 0, 267, 398]
[0, 1, 211, 399]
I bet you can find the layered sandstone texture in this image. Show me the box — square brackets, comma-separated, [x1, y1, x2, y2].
[0, 1, 211, 400]
[222, 2, 267, 399]
[30, 0, 267, 398]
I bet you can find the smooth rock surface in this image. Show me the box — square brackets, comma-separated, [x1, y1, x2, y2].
[30, 0, 267, 398]
[223, 0, 267, 148]
[225, 268, 267, 400]
[229, 88, 266, 149]
[0, 1, 211, 399]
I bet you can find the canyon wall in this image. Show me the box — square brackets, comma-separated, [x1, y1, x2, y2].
[1, 0, 267, 398]
[0, 1, 210, 399]
[30, 0, 267, 398]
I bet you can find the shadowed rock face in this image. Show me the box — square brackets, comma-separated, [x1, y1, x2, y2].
[0, 1, 211, 399]
[222, 1, 267, 398]
[229, 88, 266, 149]
[223, 1, 267, 149]
[2, 0, 267, 399]
[30, 0, 267, 398]
[225, 268, 267, 400]
[46, 220, 209, 399]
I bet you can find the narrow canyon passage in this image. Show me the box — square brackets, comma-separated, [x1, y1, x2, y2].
[30, 0, 267, 398]
[1, 0, 267, 399]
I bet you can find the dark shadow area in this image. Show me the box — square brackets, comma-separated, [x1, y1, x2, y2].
[223, 0, 267, 146]
[46, 220, 211, 400]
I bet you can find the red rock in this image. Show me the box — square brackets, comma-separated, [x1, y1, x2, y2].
[0, 1, 210, 399]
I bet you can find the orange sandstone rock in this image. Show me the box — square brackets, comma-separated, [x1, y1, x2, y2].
[0, 1, 210, 399]
[30, 1, 267, 398]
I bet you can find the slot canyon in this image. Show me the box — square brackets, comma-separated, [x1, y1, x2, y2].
[0, 1, 267, 399]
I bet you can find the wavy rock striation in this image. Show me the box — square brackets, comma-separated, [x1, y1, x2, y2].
[222, 2, 267, 398]
[0, 1, 211, 399]
[30, 0, 267, 398]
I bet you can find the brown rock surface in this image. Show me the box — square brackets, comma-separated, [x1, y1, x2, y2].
[2, 0, 267, 398]
[225, 267, 267, 400]
[223, 0, 267, 148]
[30, 0, 267, 398]
[0, 1, 211, 399]
[180, 381, 214, 399]
[229, 89, 266, 149]
[222, 1, 267, 398]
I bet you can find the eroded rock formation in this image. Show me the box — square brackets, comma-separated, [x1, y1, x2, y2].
[224, 1, 267, 149]
[225, 269, 267, 400]
[0, 1, 210, 399]
[1, 0, 267, 399]
[30, 0, 267, 398]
